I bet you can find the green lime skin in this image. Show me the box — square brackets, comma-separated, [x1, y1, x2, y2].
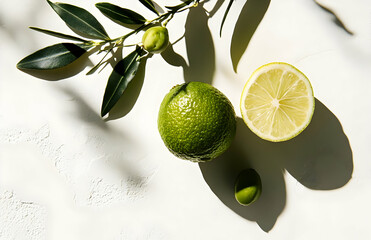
[235, 169, 262, 206]
[142, 26, 169, 54]
[158, 82, 237, 162]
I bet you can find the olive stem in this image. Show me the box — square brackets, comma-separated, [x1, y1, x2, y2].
[86, 46, 114, 75]
[112, 0, 201, 43]
[87, 0, 204, 63]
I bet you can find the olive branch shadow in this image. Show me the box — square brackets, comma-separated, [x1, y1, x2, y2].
[54, 86, 148, 185]
[202, 0, 353, 72]
[229, 0, 353, 72]
[162, 2, 215, 85]
[199, 99, 353, 232]
[230, 0, 270, 72]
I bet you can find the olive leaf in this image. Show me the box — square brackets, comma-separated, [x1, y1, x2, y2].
[17, 43, 92, 70]
[220, 0, 234, 36]
[139, 0, 159, 16]
[101, 47, 144, 117]
[47, 0, 110, 40]
[16, 0, 212, 118]
[166, 0, 193, 12]
[95, 2, 146, 25]
[29, 27, 90, 43]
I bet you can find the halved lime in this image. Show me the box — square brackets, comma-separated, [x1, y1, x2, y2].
[240, 62, 315, 142]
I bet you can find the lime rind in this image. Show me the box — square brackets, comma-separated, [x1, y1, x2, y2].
[240, 62, 315, 142]
[158, 82, 236, 162]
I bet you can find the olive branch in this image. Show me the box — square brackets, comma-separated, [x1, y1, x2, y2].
[17, 0, 212, 117]
[16, 0, 350, 118]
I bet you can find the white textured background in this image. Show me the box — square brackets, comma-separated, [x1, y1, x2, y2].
[1, 0, 370, 239]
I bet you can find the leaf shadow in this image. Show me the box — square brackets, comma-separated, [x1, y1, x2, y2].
[183, 4, 215, 84]
[58, 86, 108, 130]
[199, 99, 353, 232]
[207, 0, 225, 18]
[314, 0, 353, 35]
[57, 86, 148, 183]
[108, 45, 124, 69]
[161, 43, 188, 68]
[230, 0, 270, 72]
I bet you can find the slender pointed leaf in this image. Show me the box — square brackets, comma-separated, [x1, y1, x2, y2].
[47, 0, 110, 40]
[101, 48, 143, 117]
[220, 0, 234, 36]
[17, 43, 92, 70]
[30, 27, 90, 42]
[139, 0, 159, 16]
[165, 0, 193, 11]
[96, 2, 146, 26]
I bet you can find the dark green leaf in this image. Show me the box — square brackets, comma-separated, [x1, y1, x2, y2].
[165, 0, 193, 12]
[220, 0, 234, 36]
[139, 0, 159, 16]
[29, 27, 90, 42]
[101, 48, 143, 117]
[47, 0, 110, 40]
[17, 43, 92, 70]
[96, 2, 146, 25]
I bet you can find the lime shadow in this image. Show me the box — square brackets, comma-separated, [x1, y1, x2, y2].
[199, 98, 353, 231]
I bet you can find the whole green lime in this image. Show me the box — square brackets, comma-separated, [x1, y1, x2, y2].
[158, 82, 236, 162]
[142, 26, 169, 54]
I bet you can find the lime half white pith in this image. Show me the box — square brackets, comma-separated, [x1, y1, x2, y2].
[240, 62, 315, 142]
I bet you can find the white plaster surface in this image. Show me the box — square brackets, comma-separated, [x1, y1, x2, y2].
[1, 0, 371, 239]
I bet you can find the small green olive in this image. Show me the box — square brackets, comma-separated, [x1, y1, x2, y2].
[234, 168, 262, 206]
[142, 26, 169, 54]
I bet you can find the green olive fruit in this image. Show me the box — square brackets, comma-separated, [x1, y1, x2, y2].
[142, 26, 169, 54]
[235, 169, 262, 206]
